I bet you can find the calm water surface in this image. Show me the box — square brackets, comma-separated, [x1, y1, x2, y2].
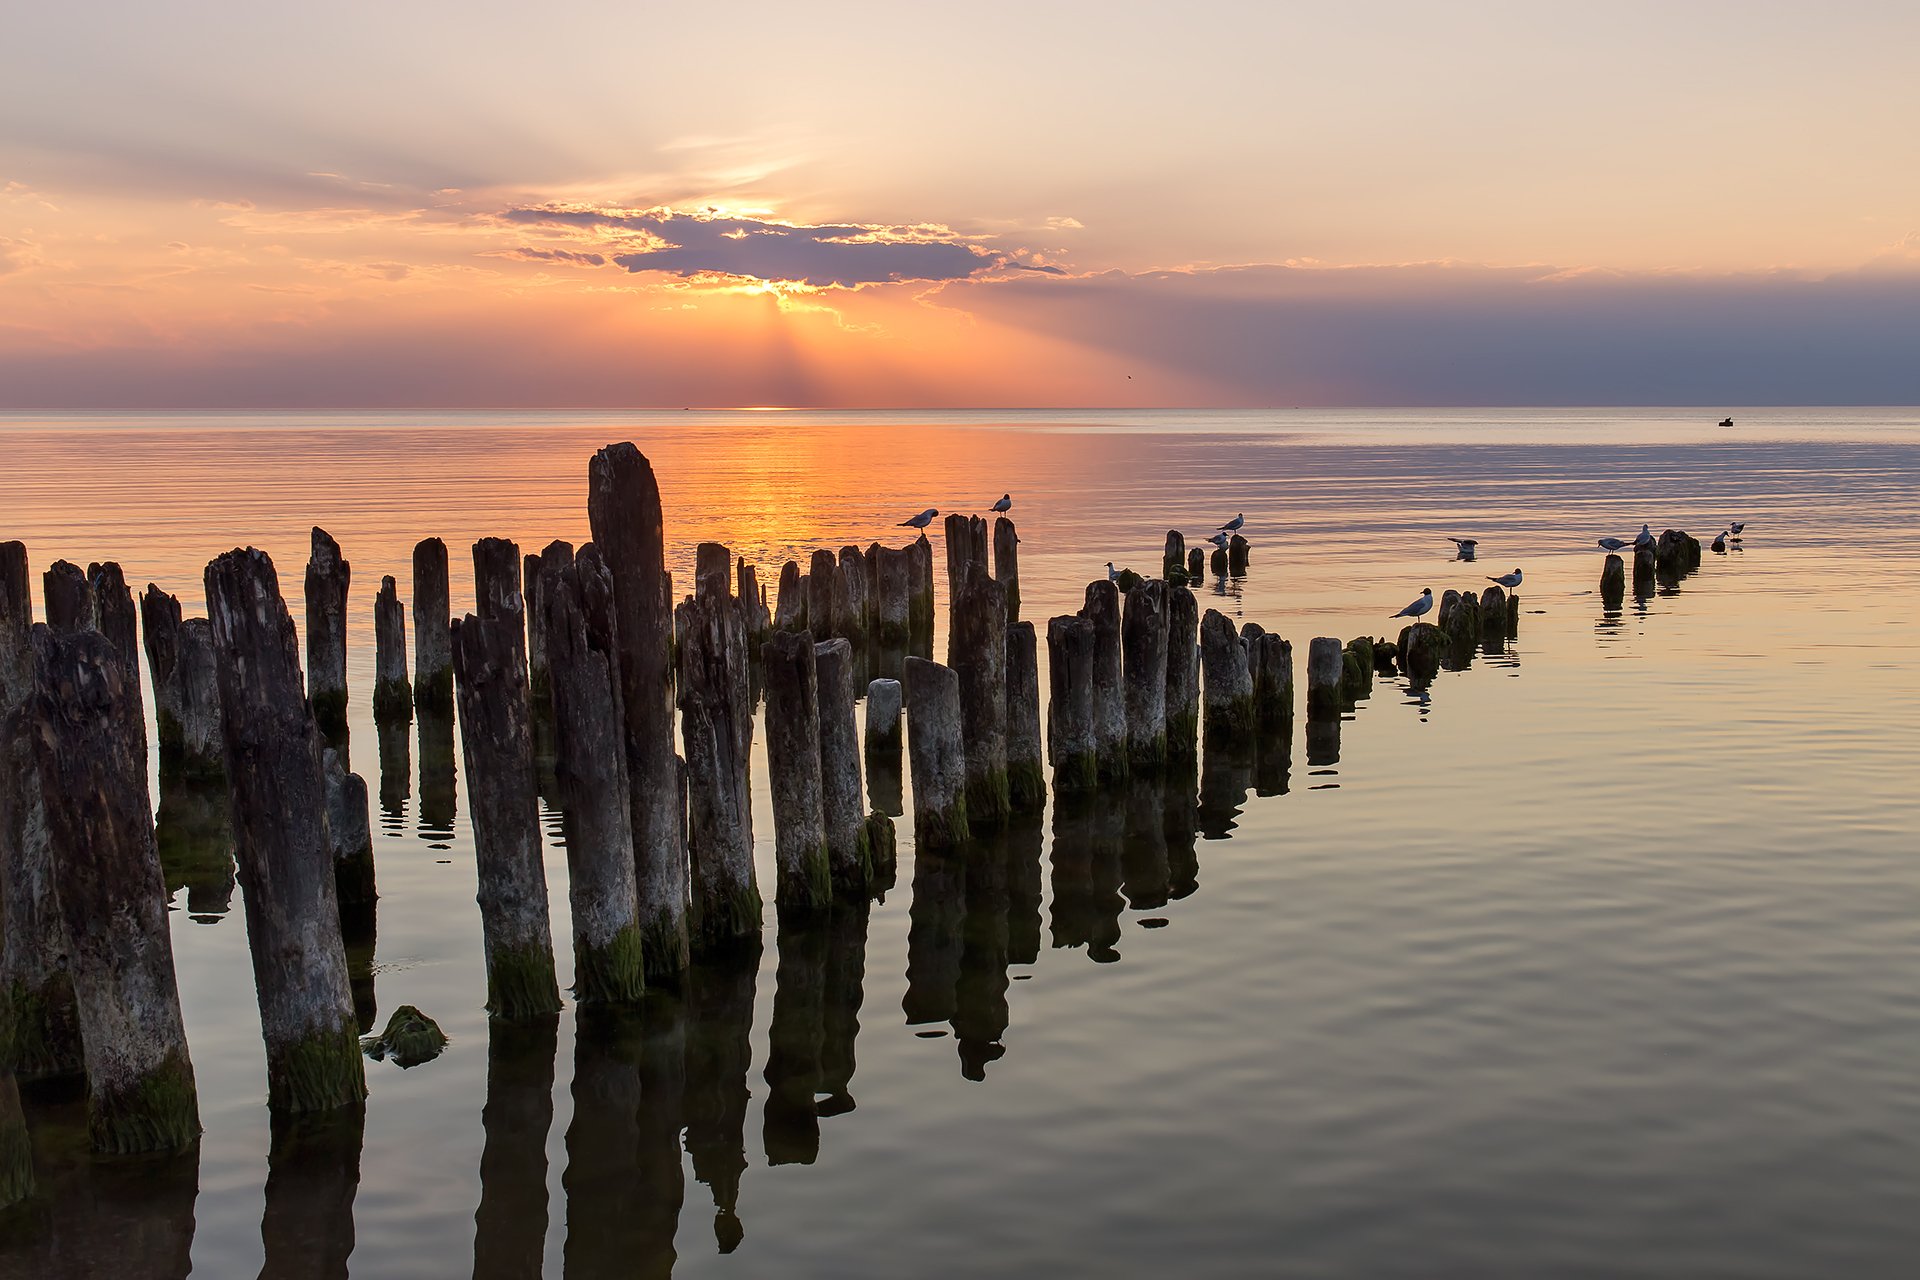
[1, 408, 1916, 1278]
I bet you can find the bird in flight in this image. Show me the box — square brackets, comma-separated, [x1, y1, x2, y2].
[1392, 588, 1435, 619]
[899, 508, 938, 529]
[991, 494, 1012, 513]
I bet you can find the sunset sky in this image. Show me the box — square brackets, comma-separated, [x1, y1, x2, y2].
[4, 1, 1917, 407]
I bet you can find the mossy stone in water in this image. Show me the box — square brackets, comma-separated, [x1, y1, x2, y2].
[361, 1004, 449, 1068]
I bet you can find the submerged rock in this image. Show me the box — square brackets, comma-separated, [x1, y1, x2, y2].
[361, 1005, 448, 1068]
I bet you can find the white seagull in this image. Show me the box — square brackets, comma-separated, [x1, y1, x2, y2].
[1597, 536, 1631, 552]
[1487, 569, 1522, 589]
[1392, 588, 1435, 620]
[1218, 513, 1245, 532]
[1203, 531, 1231, 548]
[1448, 537, 1478, 551]
[991, 494, 1012, 513]
[1730, 521, 1747, 536]
[899, 508, 939, 529]
[1633, 523, 1655, 548]
[1105, 561, 1119, 581]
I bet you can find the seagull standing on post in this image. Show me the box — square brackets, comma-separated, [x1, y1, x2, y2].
[899, 508, 938, 529]
[1633, 523, 1655, 549]
[1392, 588, 1435, 620]
[1487, 569, 1522, 589]
[1218, 513, 1245, 533]
[991, 494, 1012, 514]
[1597, 537, 1630, 552]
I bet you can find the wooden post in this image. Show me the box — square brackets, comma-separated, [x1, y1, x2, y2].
[1601, 553, 1626, 603]
[865, 676, 902, 760]
[205, 548, 366, 1112]
[775, 560, 807, 633]
[1443, 588, 1482, 655]
[1479, 585, 1508, 652]
[1187, 547, 1205, 582]
[1005, 621, 1045, 812]
[675, 551, 761, 958]
[370, 574, 413, 724]
[588, 442, 690, 982]
[1306, 637, 1343, 719]
[908, 534, 935, 656]
[451, 604, 563, 1020]
[525, 539, 574, 707]
[86, 561, 141, 690]
[1122, 579, 1168, 769]
[1162, 530, 1186, 583]
[1164, 585, 1200, 760]
[1341, 637, 1373, 703]
[808, 550, 836, 641]
[1398, 622, 1447, 685]
[1199, 609, 1254, 737]
[1228, 534, 1250, 577]
[28, 627, 199, 1153]
[834, 547, 868, 645]
[815, 638, 868, 894]
[1046, 614, 1098, 793]
[993, 517, 1021, 621]
[1632, 542, 1657, 587]
[1, 543, 83, 1084]
[143, 585, 225, 778]
[762, 630, 831, 911]
[412, 536, 452, 710]
[322, 745, 376, 915]
[737, 558, 771, 646]
[943, 513, 989, 616]
[952, 561, 1010, 825]
[1084, 579, 1128, 782]
[1209, 546, 1227, 577]
[547, 548, 647, 1003]
[43, 559, 91, 632]
[1251, 633, 1294, 723]
[473, 537, 526, 644]
[903, 656, 969, 848]
[875, 547, 911, 647]
[304, 528, 351, 737]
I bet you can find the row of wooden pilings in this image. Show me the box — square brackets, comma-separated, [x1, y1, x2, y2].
[1598, 529, 1704, 606]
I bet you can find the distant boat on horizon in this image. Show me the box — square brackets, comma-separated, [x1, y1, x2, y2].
[1719, 416, 1735, 427]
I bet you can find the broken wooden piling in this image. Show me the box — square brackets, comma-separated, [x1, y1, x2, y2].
[908, 534, 935, 655]
[1123, 579, 1169, 769]
[451, 601, 563, 1021]
[412, 536, 453, 710]
[1005, 620, 1045, 812]
[322, 745, 376, 915]
[141, 586, 226, 778]
[373, 574, 413, 723]
[1084, 579, 1128, 782]
[1187, 547, 1205, 582]
[588, 442, 690, 982]
[1250, 633, 1294, 723]
[525, 539, 574, 706]
[808, 550, 837, 641]
[953, 561, 1010, 826]
[834, 546, 869, 645]
[762, 630, 831, 911]
[1306, 637, 1344, 719]
[874, 547, 911, 648]
[866, 676, 902, 762]
[547, 548, 648, 1002]
[737, 558, 771, 648]
[903, 656, 969, 848]
[943, 514, 989, 615]
[1228, 534, 1250, 577]
[29, 627, 199, 1153]
[1398, 622, 1447, 685]
[305, 528, 351, 737]
[1199, 609, 1254, 737]
[42, 559, 91, 632]
[1164, 585, 1201, 758]
[815, 637, 869, 895]
[1046, 614, 1098, 793]
[1162, 531, 1186, 583]
[993, 517, 1021, 621]
[775, 560, 808, 633]
[204, 547, 365, 1112]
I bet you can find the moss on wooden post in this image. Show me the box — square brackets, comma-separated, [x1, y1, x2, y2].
[206, 547, 365, 1113]
[30, 627, 200, 1152]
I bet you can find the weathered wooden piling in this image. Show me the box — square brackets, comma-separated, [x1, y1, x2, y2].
[1228, 533, 1250, 577]
[28, 627, 199, 1153]
[908, 534, 935, 654]
[874, 547, 911, 648]
[142, 586, 226, 777]
[815, 638, 869, 894]
[675, 551, 760, 957]
[473, 537, 526, 635]
[304, 528, 351, 736]
[1122, 579, 1169, 768]
[1187, 547, 1205, 582]
[1046, 615, 1098, 793]
[1633, 542, 1657, 584]
[953, 562, 1011, 824]
[866, 676, 902, 760]
[762, 630, 831, 910]
[1163, 531, 1186, 583]
[322, 745, 376, 914]
[1305, 637, 1344, 718]
[1083, 579, 1128, 782]
[1342, 637, 1373, 703]
[547, 549, 648, 1002]
[737, 558, 771, 646]
[1398, 622, 1447, 685]
[1199, 609, 1254, 736]
[775, 560, 808, 632]
[994, 517, 1021, 621]
[1164, 586, 1201, 757]
[834, 546, 869, 644]
[411, 536, 452, 710]
[86, 561, 141, 692]
[42, 559, 91, 632]
[808, 550, 837, 640]
[1479, 585, 1508, 651]
[903, 656, 969, 847]
[943, 513, 990, 610]
[1209, 546, 1227, 577]
[525, 539, 574, 705]
[0, 544, 83, 1084]
[1005, 621, 1045, 812]
[205, 548, 366, 1111]
[369, 574, 413, 724]
[450, 605, 563, 1020]
[588, 442, 690, 982]
[1250, 633, 1294, 723]
[1444, 588, 1482, 653]
[1600, 552, 1626, 601]
[1655, 528, 1702, 575]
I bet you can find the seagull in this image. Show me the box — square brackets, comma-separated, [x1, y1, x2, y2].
[899, 508, 938, 529]
[1105, 561, 1119, 581]
[1633, 523, 1655, 548]
[1730, 521, 1746, 536]
[1218, 513, 1245, 533]
[990, 494, 1012, 514]
[1597, 537, 1631, 552]
[1391, 588, 1434, 620]
[1448, 537, 1478, 551]
[1487, 569, 1522, 589]
[1203, 531, 1231, 548]
[1710, 529, 1728, 553]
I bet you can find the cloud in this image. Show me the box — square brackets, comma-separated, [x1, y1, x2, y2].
[0, 236, 42, 274]
[486, 246, 607, 266]
[500, 206, 1006, 287]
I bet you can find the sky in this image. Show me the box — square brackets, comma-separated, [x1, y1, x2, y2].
[2, 0, 1917, 408]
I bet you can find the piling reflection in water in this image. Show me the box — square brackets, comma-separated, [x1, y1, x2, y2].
[1196, 738, 1255, 841]
[260, 1105, 365, 1280]
[375, 719, 411, 832]
[1049, 797, 1126, 963]
[153, 773, 235, 923]
[417, 705, 457, 848]
[564, 999, 683, 1280]
[686, 942, 759, 1253]
[473, 1015, 557, 1280]
[763, 911, 826, 1166]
